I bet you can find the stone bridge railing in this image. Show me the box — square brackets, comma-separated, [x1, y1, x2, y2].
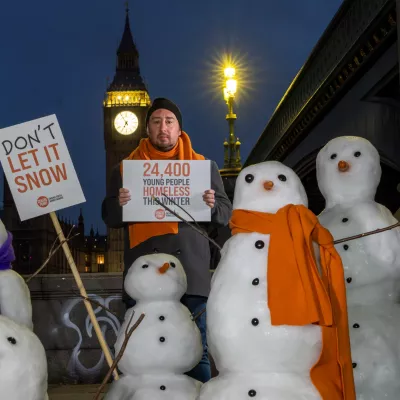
[27, 273, 125, 384]
[245, 0, 397, 165]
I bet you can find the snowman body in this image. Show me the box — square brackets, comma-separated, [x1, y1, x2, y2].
[0, 219, 33, 330]
[0, 315, 48, 400]
[116, 300, 202, 374]
[199, 372, 321, 400]
[106, 254, 202, 400]
[199, 162, 323, 400]
[208, 232, 322, 375]
[105, 373, 201, 400]
[317, 136, 400, 399]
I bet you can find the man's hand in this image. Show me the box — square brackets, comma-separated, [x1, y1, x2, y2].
[119, 188, 131, 206]
[203, 189, 215, 208]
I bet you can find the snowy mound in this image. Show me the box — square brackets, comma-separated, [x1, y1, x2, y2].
[106, 253, 202, 399]
[106, 373, 201, 400]
[317, 135, 400, 399]
[198, 372, 320, 400]
[0, 315, 48, 400]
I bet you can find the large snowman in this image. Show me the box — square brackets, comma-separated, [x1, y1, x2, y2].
[0, 218, 33, 330]
[106, 253, 203, 400]
[316, 136, 400, 399]
[199, 161, 354, 400]
[0, 315, 48, 400]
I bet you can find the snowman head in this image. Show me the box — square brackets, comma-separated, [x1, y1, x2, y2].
[0, 219, 8, 247]
[124, 253, 187, 301]
[233, 161, 308, 213]
[316, 136, 381, 207]
[0, 315, 47, 393]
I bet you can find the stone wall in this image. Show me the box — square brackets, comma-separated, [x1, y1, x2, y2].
[27, 273, 125, 384]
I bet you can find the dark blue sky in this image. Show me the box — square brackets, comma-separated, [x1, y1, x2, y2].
[0, 0, 342, 234]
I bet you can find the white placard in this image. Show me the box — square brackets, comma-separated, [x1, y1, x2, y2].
[0, 114, 85, 221]
[123, 160, 211, 222]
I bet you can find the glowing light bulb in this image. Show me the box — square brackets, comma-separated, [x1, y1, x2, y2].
[224, 67, 235, 79]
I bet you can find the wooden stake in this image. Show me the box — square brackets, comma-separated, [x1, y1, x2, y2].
[49, 211, 119, 380]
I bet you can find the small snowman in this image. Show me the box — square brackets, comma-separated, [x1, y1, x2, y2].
[0, 218, 33, 330]
[106, 253, 203, 400]
[316, 136, 400, 399]
[199, 161, 355, 400]
[0, 315, 48, 400]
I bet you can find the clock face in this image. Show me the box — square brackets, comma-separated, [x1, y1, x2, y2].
[114, 111, 139, 135]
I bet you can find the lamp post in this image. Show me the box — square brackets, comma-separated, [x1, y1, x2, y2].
[223, 66, 241, 170]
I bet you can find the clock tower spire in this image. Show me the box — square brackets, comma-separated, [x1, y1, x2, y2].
[109, 2, 146, 91]
[103, 5, 151, 272]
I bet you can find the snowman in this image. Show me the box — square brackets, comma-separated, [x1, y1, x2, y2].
[0, 315, 48, 400]
[106, 253, 203, 400]
[199, 161, 355, 400]
[316, 136, 400, 399]
[0, 218, 33, 330]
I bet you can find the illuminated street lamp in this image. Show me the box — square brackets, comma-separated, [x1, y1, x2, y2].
[223, 66, 241, 170]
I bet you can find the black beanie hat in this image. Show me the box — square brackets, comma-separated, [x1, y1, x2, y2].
[145, 98, 182, 129]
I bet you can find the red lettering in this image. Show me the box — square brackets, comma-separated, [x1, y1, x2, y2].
[48, 143, 60, 160]
[151, 163, 159, 176]
[164, 163, 172, 176]
[11, 163, 68, 193]
[39, 169, 52, 186]
[143, 162, 151, 176]
[143, 186, 194, 197]
[44, 146, 52, 162]
[26, 172, 41, 191]
[7, 157, 21, 173]
[27, 149, 40, 166]
[15, 176, 27, 193]
[49, 163, 67, 181]
[18, 152, 31, 170]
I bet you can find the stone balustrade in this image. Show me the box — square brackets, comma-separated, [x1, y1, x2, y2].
[27, 273, 125, 384]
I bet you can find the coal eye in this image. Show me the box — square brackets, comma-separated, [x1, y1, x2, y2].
[354, 151, 361, 157]
[170, 262, 176, 268]
[278, 174, 287, 182]
[142, 264, 149, 269]
[245, 174, 254, 183]
[7, 337, 16, 345]
[330, 153, 337, 160]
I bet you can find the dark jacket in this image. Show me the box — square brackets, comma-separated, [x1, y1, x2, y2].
[102, 160, 232, 305]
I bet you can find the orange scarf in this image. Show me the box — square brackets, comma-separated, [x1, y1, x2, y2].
[121, 131, 205, 248]
[229, 204, 355, 400]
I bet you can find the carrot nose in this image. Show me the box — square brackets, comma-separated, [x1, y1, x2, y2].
[263, 181, 274, 191]
[338, 160, 350, 172]
[158, 263, 170, 274]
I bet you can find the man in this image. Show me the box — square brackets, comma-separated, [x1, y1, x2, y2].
[102, 97, 232, 383]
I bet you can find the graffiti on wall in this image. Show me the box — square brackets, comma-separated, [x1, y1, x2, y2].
[61, 294, 122, 381]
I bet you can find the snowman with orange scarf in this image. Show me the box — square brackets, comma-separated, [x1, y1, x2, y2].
[199, 161, 355, 400]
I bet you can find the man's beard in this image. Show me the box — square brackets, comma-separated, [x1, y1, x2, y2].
[152, 141, 175, 152]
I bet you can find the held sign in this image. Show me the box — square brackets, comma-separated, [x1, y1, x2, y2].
[122, 160, 211, 222]
[0, 114, 85, 221]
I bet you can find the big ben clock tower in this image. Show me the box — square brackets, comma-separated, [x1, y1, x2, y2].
[104, 5, 151, 272]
